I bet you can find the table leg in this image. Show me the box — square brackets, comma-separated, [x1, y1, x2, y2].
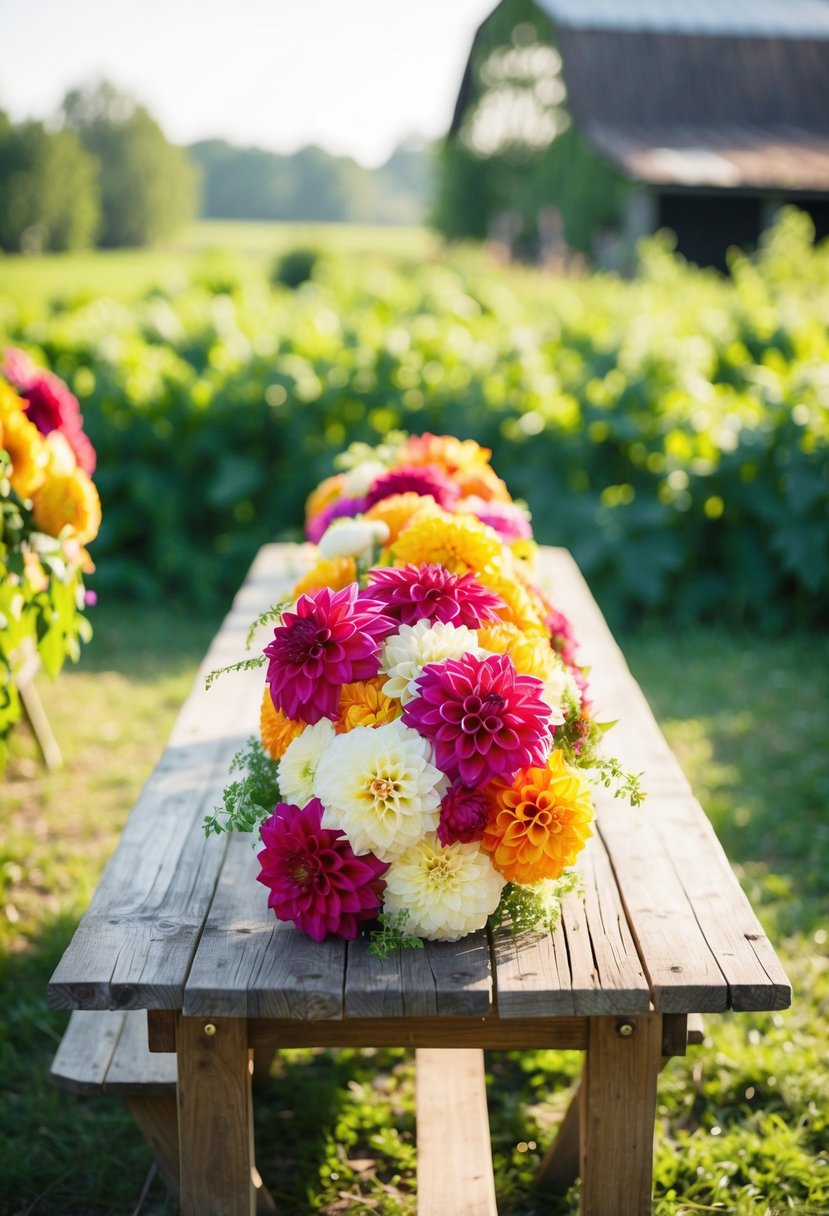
[177, 1015, 256, 1216]
[579, 1015, 662, 1216]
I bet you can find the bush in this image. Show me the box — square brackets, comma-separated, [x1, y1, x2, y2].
[1, 209, 826, 628]
[271, 247, 320, 289]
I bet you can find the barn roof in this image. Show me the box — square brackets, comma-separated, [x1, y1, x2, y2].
[453, 1, 829, 193]
[534, 0, 829, 38]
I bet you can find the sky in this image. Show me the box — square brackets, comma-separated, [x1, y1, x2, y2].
[0, 0, 496, 167]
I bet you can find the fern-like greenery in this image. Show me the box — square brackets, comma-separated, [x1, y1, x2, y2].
[368, 910, 425, 959]
[203, 738, 280, 836]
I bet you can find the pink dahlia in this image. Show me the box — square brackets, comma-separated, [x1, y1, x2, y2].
[3, 349, 96, 476]
[402, 652, 553, 788]
[257, 798, 388, 941]
[437, 785, 488, 846]
[459, 496, 532, 543]
[366, 563, 505, 629]
[364, 465, 460, 511]
[265, 583, 395, 724]
[306, 494, 368, 544]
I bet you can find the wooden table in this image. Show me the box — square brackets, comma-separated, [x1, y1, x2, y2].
[48, 545, 791, 1216]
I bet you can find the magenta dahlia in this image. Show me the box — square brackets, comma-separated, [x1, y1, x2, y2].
[305, 494, 368, 544]
[436, 785, 488, 846]
[363, 464, 460, 511]
[265, 583, 395, 723]
[366, 563, 505, 629]
[3, 349, 96, 476]
[257, 798, 388, 941]
[402, 652, 553, 788]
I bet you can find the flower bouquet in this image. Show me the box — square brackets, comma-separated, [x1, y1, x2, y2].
[206, 433, 640, 953]
[0, 349, 101, 767]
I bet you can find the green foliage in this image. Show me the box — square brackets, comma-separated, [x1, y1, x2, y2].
[0, 114, 99, 253]
[63, 82, 198, 248]
[368, 910, 425, 959]
[271, 246, 321, 289]
[203, 737, 281, 836]
[489, 871, 582, 935]
[0, 208, 827, 627]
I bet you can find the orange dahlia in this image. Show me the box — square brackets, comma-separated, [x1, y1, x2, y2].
[260, 688, 305, 759]
[293, 556, 357, 598]
[455, 464, 512, 504]
[482, 750, 594, 884]
[1, 406, 48, 498]
[305, 473, 346, 521]
[336, 678, 400, 732]
[391, 510, 503, 579]
[401, 433, 492, 477]
[32, 467, 101, 544]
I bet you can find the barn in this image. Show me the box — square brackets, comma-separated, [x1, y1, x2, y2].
[448, 0, 829, 268]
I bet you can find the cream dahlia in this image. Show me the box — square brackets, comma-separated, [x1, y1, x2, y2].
[379, 619, 484, 704]
[383, 833, 505, 941]
[314, 720, 447, 860]
[278, 720, 336, 806]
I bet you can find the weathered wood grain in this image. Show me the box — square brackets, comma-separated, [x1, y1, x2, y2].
[183, 829, 346, 1019]
[247, 1015, 588, 1050]
[580, 1014, 663, 1216]
[177, 1016, 256, 1216]
[48, 546, 294, 1012]
[345, 931, 492, 1017]
[416, 1049, 498, 1216]
[50, 1009, 125, 1095]
[104, 1008, 176, 1095]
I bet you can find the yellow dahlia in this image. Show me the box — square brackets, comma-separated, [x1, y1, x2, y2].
[260, 688, 305, 760]
[383, 833, 505, 941]
[305, 473, 346, 521]
[482, 750, 594, 884]
[364, 492, 439, 544]
[292, 556, 356, 598]
[477, 623, 569, 722]
[478, 567, 547, 635]
[1, 408, 48, 498]
[337, 678, 400, 732]
[31, 467, 102, 544]
[391, 511, 504, 579]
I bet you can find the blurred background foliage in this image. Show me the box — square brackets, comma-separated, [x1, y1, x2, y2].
[1, 207, 826, 630]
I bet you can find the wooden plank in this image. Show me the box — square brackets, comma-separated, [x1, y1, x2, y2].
[50, 1010, 125, 1094]
[580, 1014, 663, 1216]
[416, 1049, 497, 1216]
[183, 829, 346, 1019]
[104, 1009, 176, 1095]
[492, 836, 649, 1017]
[127, 1095, 181, 1195]
[596, 787, 729, 1012]
[48, 547, 295, 1012]
[177, 1016, 256, 1216]
[248, 1015, 588, 1050]
[345, 931, 492, 1017]
[649, 795, 791, 1010]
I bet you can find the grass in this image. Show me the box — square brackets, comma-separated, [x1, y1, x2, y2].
[0, 221, 438, 310]
[1, 610, 827, 1215]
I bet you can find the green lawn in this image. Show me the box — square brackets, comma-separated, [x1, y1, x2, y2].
[0, 221, 437, 310]
[1, 607, 826, 1215]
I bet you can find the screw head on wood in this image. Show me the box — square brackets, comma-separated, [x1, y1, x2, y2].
[617, 1021, 635, 1037]
[204, 1023, 217, 1037]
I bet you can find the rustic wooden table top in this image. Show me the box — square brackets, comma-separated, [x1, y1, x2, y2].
[48, 544, 790, 1024]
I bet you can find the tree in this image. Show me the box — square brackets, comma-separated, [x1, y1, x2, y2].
[63, 82, 197, 247]
[0, 113, 99, 253]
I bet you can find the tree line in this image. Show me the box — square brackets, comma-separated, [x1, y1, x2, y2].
[0, 82, 433, 254]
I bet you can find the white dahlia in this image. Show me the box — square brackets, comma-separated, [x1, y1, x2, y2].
[379, 619, 484, 704]
[314, 720, 446, 860]
[278, 719, 335, 806]
[383, 833, 506, 941]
